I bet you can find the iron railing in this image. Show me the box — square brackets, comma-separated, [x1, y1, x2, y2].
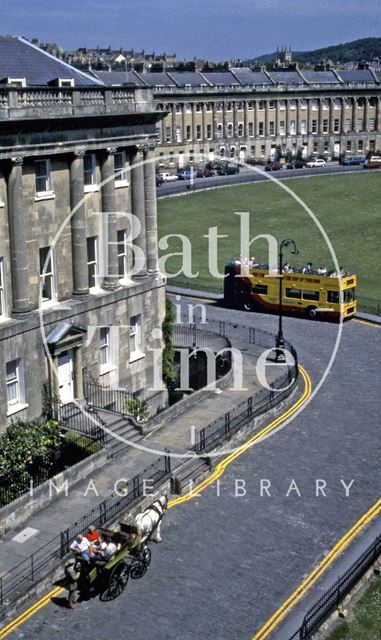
[288, 533, 381, 639]
[357, 295, 381, 316]
[0, 454, 171, 606]
[55, 400, 106, 446]
[83, 369, 165, 423]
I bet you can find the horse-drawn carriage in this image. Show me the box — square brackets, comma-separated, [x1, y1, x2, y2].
[66, 496, 167, 602]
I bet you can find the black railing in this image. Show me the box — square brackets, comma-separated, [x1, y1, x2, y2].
[357, 295, 381, 316]
[55, 400, 106, 447]
[0, 453, 171, 606]
[83, 369, 165, 423]
[289, 533, 381, 639]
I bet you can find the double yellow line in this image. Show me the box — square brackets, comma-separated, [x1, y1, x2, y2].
[0, 367, 311, 638]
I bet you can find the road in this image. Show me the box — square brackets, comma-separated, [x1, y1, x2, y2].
[5, 302, 380, 640]
[157, 162, 376, 198]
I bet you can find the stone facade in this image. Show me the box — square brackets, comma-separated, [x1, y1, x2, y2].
[155, 91, 381, 166]
[0, 86, 165, 432]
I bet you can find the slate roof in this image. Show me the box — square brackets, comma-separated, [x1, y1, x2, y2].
[230, 68, 273, 85]
[91, 69, 144, 86]
[0, 35, 101, 86]
[139, 72, 177, 87]
[268, 70, 305, 84]
[201, 71, 241, 86]
[167, 71, 210, 86]
[337, 69, 376, 84]
[302, 70, 341, 84]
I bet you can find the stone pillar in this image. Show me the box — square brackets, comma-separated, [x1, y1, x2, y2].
[212, 103, 217, 139]
[307, 99, 311, 134]
[130, 148, 147, 277]
[181, 103, 186, 142]
[364, 97, 370, 132]
[329, 98, 335, 134]
[70, 150, 90, 297]
[318, 98, 324, 135]
[101, 147, 119, 290]
[144, 145, 159, 274]
[74, 347, 83, 399]
[376, 97, 381, 132]
[222, 102, 227, 139]
[202, 103, 207, 142]
[171, 104, 177, 143]
[191, 104, 196, 142]
[265, 100, 269, 136]
[254, 100, 259, 136]
[285, 99, 290, 136]
[233, 102, 238, 138]
[341, 98, 346, 133]
[7, 156, 32, 315]
[243, 101, 248, 140]
[352, 97, 358, 132]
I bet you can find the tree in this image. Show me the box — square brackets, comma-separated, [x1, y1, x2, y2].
[162, 296, 177, 389]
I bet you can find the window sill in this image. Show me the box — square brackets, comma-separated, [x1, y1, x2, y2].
[100, 364, 118, 376]
[34, 191, 55, 202]
[129, 352, 145, 364]
[84, 184, 99, 194]
[0, 200, 4, 208]
[7, 402, 29, 417]
[115, 179, 129, 189]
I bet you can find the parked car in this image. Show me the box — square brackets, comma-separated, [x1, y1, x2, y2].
[196, 168, 216, 177]
[159, 172, 179, 182]
[341, 155, 366, 166]
[217, 164, 240, 175]
[306, 158, 326, 168]
[264, 161, 282, 171]
[363, 156, 381, 169]
[286, 160, 306, 169]
[156, 174, 164, 186]
[177, 170, 192, 180]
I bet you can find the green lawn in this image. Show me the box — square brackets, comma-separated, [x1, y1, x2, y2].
[324, 577, 381, 639]
[157, 173, 380, 301]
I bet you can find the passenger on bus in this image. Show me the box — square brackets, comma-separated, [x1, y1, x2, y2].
[302, 262, 313, 274]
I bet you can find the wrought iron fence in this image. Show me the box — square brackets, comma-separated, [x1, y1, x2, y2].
[83, 369, 165, 423]
[357, 295, 381, 316]
[0, 454, 171, 606]
[288, 533, 381, 639]
[55, 400, 106, 446]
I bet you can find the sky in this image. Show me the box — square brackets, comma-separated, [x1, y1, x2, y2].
[1, 0, 380, 60]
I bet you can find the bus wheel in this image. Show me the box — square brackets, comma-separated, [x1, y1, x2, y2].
[306, 306, 318, 320]
[243, 300, 254, 312]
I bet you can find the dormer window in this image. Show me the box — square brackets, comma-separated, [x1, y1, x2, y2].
[1, 77, 26, 87]
[48, 78, 75, 87]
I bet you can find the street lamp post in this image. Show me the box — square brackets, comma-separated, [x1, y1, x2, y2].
[275, 239, 299, 362]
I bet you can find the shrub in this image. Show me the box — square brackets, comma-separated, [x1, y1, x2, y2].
[63, 431, 102, 458]
[125, 397, 149, 422]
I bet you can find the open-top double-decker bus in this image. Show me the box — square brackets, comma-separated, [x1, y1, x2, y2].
[224, 258, 357, 321]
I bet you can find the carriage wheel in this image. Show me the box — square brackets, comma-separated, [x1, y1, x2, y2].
[130, 559, 147, 580]
[100, 562, 129, 601]
[142, 546, 152, 567]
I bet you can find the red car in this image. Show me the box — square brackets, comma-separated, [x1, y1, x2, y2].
[264, 161, 282, 171]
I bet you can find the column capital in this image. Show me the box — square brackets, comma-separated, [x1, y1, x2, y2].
[137, 142, 156, 153]
[106, 146, 118, 155]
[11, 156, 24, 165]
[73, 149, 86, 158]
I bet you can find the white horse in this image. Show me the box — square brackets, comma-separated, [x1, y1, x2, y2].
[134, 495, 167, 544]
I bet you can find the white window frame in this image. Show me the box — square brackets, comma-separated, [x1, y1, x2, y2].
[87, 236, 100, 291]
[6, 77, 26, 87]
[99, 327, 117, 374]
[39, 246, 57, 304]
[84, 154, 98, 192]
[35, 159, 55, 201]
[129, 314, 144, 362]
[6, 358, 28, 416]
[58, 78, 74, 88]
[227, 123, 233, 138]
[117, 229, 129, 283]
[300, 120, 307, 134]
[279, 121, 285, 135]
[290, 120, 296, 135]
[114, 151, 128, 187]
[0, 258, 7, 319]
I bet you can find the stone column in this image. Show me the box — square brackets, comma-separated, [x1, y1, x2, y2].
[191, 104, 196, 143]
[222, 102, 227, 139]
[318, 98, 324, 135]
[376, 97, 381, 132]
[171, 104, 177, 143]
[254, 100, 259, 136]
[144, 144, 159, 274]
[212, 102, 217, 139]
[70, 150, 90, 297]
[285, 99, 290, 136]
[265, 100, 269, 137]
[307, 99, 311, 134]
[101, 147, 119, 290]
[7, 156, 32, 315]
[341, 98, 346, 133]
[233, 102, 238, 138]
[181, 103, 186, 142]
[364, 97, 370, 132]
[329, 98, 335, 134]
[130, 148, 147, 277]
[352, 97, 358, 132]
[202, 103, 207, 142]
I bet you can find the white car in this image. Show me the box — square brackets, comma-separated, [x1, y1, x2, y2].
[306, 158, 326, 168]
[160, 172, 179, 182]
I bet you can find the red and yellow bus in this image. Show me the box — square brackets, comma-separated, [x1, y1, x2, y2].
[224, 259, 357, 321]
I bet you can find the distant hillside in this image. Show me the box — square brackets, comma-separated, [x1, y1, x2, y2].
[247, 38, 381, 65]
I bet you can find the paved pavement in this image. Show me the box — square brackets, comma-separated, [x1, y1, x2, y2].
[4, 301, 381, 640]
[0, 313, 276, 580]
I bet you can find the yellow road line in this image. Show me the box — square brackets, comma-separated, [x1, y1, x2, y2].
[354, 318, 381, 329]
[0, 367, 311, 637]
[169, 366, 311, 509]
[0, 587, 63, 639]
[252, 496, 381, 639]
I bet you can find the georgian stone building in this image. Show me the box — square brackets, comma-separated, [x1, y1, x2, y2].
[0, 36, 165, 431]
[94, 66, 381, 166]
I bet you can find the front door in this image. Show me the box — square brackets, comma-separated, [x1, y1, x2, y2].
[57, 350, 74, 404]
